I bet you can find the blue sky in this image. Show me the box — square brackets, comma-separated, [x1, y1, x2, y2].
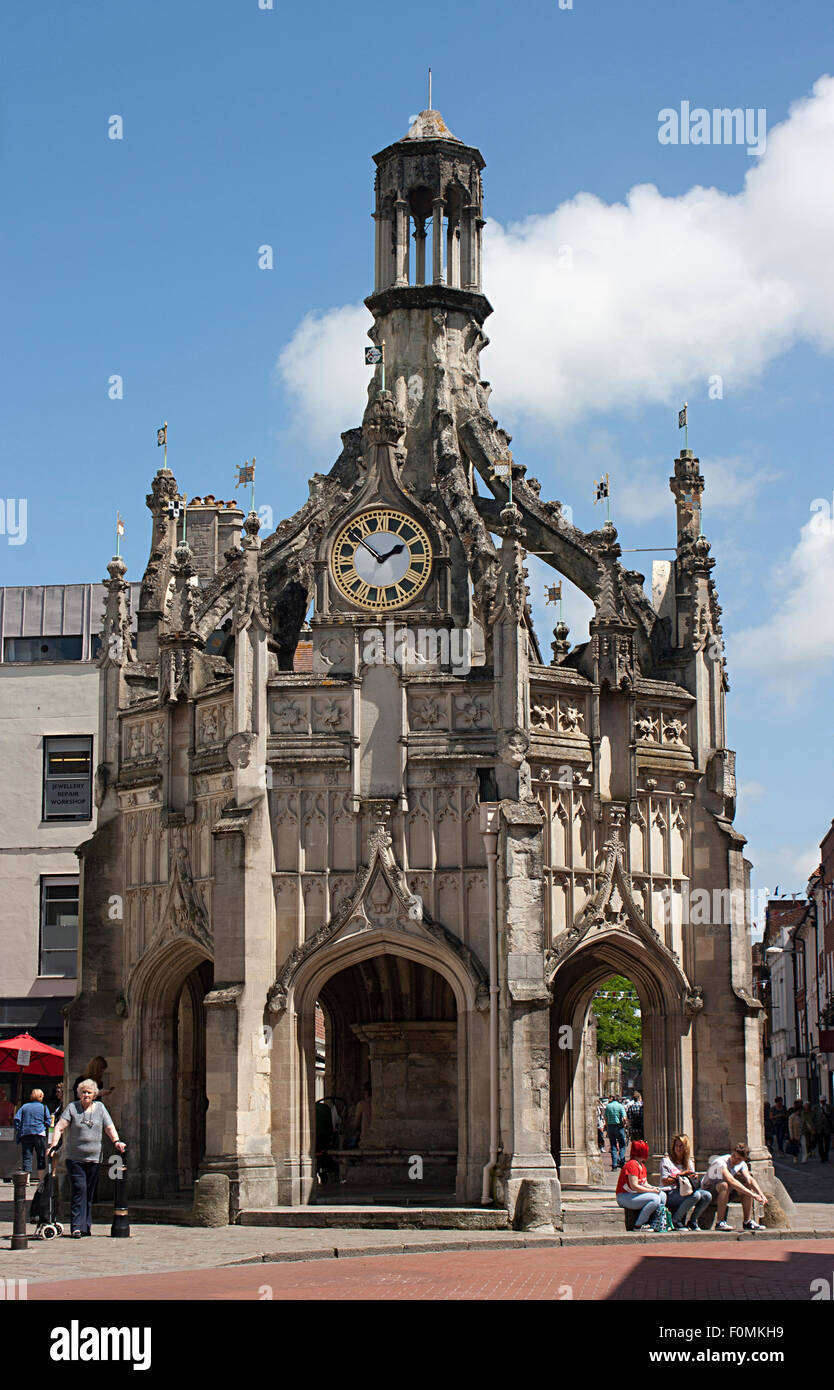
[3, 0, 834, 911]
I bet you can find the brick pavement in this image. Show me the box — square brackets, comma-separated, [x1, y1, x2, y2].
[20, 1239, 834, 1301]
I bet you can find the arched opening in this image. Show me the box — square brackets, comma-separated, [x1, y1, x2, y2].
[125, 940, 214, 1197]
[175, 958, 214, 1187]
[591, 973, 643, 1169]
[306, 951, 460, 1203]
[550, 932, 690, 1186]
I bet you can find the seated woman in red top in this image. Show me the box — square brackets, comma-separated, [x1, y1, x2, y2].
[616, 1139, 667, 1231]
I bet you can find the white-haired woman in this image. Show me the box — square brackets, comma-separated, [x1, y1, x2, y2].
[48, 1079, 125, 1238]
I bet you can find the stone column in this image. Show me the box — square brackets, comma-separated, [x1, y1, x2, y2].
[432, 198, 445, 284]
[394, 198, 409, 286]
[461, 207, 475, 291]
[446, 217, 460, 288]
[414, 221, 427, 286]
[373, 212, 384, 291]
[494, 801, 562, 1229]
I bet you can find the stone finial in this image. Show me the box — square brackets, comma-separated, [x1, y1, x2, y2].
[100, 553, 134, 667]
[499, 500, 524, 539]
[243, 509, 261, 539]
[403, 108, 462, 144]
[364, 389, 405, 446]
[551, 620, 571, 664]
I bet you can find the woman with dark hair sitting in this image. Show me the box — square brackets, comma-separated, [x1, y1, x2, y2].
[616, 1139, 667, 1231]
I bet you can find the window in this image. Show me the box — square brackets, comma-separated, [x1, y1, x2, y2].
[42, 735, 93, 821]
[40, 877, 79, 976]
[4, 635, 84, 662]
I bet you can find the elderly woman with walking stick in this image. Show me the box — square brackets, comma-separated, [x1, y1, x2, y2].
[47, 1079, 125, 1237]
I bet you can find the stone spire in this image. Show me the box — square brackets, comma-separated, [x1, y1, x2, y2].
[99, 554, 135, 668]
[158, 539, 204, 703]
[137, 467, 183, 663]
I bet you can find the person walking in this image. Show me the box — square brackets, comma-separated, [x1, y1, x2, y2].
[13, 1088, 52, 1184]
[812, 1098, 833, 1163]
[787, 1103, 803, 1163]
[47, 1079, 125, 1237]
[800, 1101, 817, 1163]
[605, 1094, 628, 1169]
[770, 1096, 788, 1154]
[660, 1134, 712, 1231]
[616, 1139, 667, 1231]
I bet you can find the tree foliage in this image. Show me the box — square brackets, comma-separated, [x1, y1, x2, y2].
[591, 974, 642, 1060]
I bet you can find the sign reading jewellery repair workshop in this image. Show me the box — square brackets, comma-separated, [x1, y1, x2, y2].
[42, 776, 92, 819]
[42, 736, 92, 820]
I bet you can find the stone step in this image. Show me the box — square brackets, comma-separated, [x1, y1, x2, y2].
[239, 1205, 510, 1230]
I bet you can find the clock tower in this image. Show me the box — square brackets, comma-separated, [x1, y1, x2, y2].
[69, 105, 785, 1232]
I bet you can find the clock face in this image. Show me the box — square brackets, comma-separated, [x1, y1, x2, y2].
[331, 508, 432, 611]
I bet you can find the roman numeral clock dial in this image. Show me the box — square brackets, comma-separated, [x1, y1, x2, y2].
[331, 509, 432, 611]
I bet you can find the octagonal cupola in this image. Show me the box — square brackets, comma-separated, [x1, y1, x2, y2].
[370, 107, 486, 298]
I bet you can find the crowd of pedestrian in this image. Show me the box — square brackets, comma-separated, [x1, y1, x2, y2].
[765, 1094, 832, 1163]
[597, 1092, 643, 1168]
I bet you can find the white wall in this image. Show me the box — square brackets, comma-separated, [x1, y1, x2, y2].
[0, 663, 98, 996]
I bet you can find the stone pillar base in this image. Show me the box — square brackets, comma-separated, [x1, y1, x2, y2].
[199, 1154, 277, 1217]
[751, 1157, 794, 1229]
[495, 1154, 562, 1229]
[191, 1173, 230, 1226]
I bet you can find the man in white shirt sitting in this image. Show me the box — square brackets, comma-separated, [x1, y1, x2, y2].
[703, 1143, 768, 1231]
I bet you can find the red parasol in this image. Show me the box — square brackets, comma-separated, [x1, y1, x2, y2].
[0, 1032, 64, 1110]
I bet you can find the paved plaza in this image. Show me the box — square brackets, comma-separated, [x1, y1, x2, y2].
[13, 1239, 834, 1302]
[2, 1146, 832, 1299]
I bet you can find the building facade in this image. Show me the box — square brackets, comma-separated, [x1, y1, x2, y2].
[68, 109, 781, 1225]
[0, 585, 129, 1053]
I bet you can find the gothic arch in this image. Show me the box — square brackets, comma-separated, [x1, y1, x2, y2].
[123, 934, 214, 1196]
[549, 925, 695, 1186]
[272, 928, 488, 1206]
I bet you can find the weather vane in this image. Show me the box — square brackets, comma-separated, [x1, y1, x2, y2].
[235, 458, 256, 514]
[491, 456, 514, 507]
[545, 581, 563, 618]
[593, 473, 611, 522]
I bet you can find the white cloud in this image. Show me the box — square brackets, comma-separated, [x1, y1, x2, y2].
[275, 75, 834, 440]
[750, 841, 820, 899]
[275, 304, 372, 450]
[616, 454, 779, 524]
[731, 516, 834, 689]
[737, 780, 767, 803]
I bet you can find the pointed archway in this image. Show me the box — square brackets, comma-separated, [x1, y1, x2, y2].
[122, 837, 214, 1197]
[547, 828, 701, 1185]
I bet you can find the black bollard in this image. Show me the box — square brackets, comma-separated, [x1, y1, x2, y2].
[110, 1149, 130, 1238]
[11, 1171, 28, 1250]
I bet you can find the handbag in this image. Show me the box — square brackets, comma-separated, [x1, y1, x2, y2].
[677, 1174, 694, 1198]
[786, 1138, 800, 1156]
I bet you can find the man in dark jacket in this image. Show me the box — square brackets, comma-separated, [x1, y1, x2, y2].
[812, 1098, 833, 1163]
